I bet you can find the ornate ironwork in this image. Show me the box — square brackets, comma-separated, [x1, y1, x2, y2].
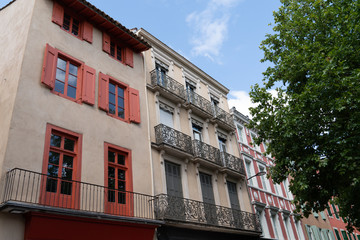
[186, 90, 213, 116]
[154, 194, 262, 232]
[192, 140, 222, 166]
[154, 124, 193, 155]
[2, 168, 155, 220]
[214, 106, 235, 128]
[221, 152, 246, 175]
[150, 69, 186, 100]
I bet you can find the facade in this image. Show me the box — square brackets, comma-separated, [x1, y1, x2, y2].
[0, 0, 160, 239]
[301, 210, 336, 240]
[137, 28, 262, 240]
[232, 107, 307, 240]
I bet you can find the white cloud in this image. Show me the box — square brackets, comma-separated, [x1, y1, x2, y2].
[186, 0, 241, 61]
[228, 89, 278, 118]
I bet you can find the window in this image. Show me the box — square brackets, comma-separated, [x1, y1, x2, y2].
[192, 123, 202, 141]
[41, 44, 96, 105]
[245, 159, 255, 186]
[40, 124, 82, 209]
[98, 72, 140, 123]
[341, 230, 349, 240]
[283, 215, 294, 240]
[250, 132, 261, 152]
[104, 143, 132, 216]
[159, 103, 174, 128]
[227, 181, 240, 210]
[332, 203, 340, 219]
[271, 213, 281, 239]
[103, 33, 133, 67]
[186, 81, 196, 103]
[236, 125, 245, 143]
[334, 229, 341, 240]
[327, 205, 333, 217]
[258, 165, 268, 191]
[52, 2, 93, 43]
[218, 136, 227, 153]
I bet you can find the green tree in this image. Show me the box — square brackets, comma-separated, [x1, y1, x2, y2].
[249, 0, 360, 231]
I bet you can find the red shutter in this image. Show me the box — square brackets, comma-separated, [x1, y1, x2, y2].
[82, 65, 96, 105]
[129, 88, 140, 123]
[52, 2, 64, 26]
[82, 21, 93, 43]
[98, 72, 109, 111]
[102, 33, 111, 54]
[125, 48, 134, 68]
[41, 44, 57, 89]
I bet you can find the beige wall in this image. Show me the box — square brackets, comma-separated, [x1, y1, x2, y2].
[0, 213, 25, 240]
[0, 0, 35, 175]
[2, 0, 152, 194]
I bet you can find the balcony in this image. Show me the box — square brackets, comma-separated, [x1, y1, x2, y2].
[153, 194, 262, 233]
[154, 124, 193, 157]
[1, 168, 157, 223]
[221, 152, 246, 176]
[184, 91, 214, 119]
[149, 70, 186, 103]
[192, 140, 222, 168]
[213, 106, 235, 131]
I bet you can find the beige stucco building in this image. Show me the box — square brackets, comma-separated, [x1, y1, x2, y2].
[0, 0, 160, 239]
[137, 28, 262, 240]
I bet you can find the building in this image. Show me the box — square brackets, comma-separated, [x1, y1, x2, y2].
[232, 107, 307, 240]
[301, 210, 336, 240]
[136, 28, 262, 240]
[0, 0, 160, 239]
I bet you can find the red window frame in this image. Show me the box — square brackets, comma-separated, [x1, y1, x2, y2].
[62, 12, 81, 38]
[108, 79, 128, 121]
[40, 124, 82, 209]
[104, 143, 133, 216]
[109, 40, 124, 63]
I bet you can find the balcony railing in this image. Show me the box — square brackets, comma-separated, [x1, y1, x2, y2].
[221, 152, 246, 175]
[150, 70, 186, 100]
[155, 124, 193, 155]
[2, 168, 155, 220]
[186, 91, 213, 116]
[193, 140, 222, 166]
[213, 106, 235, 129]
[153, 194, 262, 233]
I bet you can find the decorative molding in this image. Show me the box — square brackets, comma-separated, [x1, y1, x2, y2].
[159, 102, 174, 114]
[191, 118, 203, 128]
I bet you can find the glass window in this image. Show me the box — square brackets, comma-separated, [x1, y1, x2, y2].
[259, 165, 268, 191]
[237, 125, 245, 143]
[55, 57, 79, 99]
[110, 40, 122, 62]
[62, 12, 80, 37]
[160, 107, 174, 128]
[250, 132, 261, 152]
[218, 137, 227, 153]
[192, 124, 202, 141]
[108, 82, 126, 119]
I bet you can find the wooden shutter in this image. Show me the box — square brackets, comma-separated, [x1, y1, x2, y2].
[41, 44, 57, 89]
[82, 65, 96, 105]
[102, 33, 111, 54]
[125, 48, 134, 68]
[52, 2, 64, 26]
[82, 21, 93, 43]
[129, 87, 140, 123]
[98, 72, 109, 111]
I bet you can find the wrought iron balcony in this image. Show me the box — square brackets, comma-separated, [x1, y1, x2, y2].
[221, 152, 246, 176]
[213, 106, 235, 130]
[153, 194, 262, 233]
[150, 69, 186, 102]
[154, 124, 193, 155]
[185, 91, 214, 118]
[1, 168, 155, 220]
[192, 140, 222, 167]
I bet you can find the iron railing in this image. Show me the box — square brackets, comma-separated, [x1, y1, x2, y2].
[2, 168, 155, 219]
[213, 106, 235, 128]
[153, 194, 262, 232]
[155, 124, 193, 155]
[186, 90, 213, 116]
[221, 152, 246, 175]
[150, 69, 186, 100]
[192, 140, 222, 166]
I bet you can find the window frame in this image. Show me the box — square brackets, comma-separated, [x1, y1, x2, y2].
[104, 142, 133, 216]
[109, 39, 124, 63]
[40, 124, 82, 209]
[108, 79, 129, 121]
[236, 124, 246, 143]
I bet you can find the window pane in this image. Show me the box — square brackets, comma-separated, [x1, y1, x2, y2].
[67, 85, 76, 99]
[118, 180, 125, 191]
[61, 168, 73, 180]
[108, 190, 115, 202]
[71, 18, 79, 36]
[116, 46, 122, 61]
[118, 169, 125, 180]
[109, 83, 115, 93]
[118, 108, 124, 119]
[63, 155, 73, 168]
[110, 41, 115, 57]
[118, 87, 124, 98]
[63, 14, 70, 30]
[56, 68, 66, 81]
[68, 63, 78, 76]
[64, 138, 75, 151]
[57, 58, 67, 70]
[48, 151, 60, 165]
[109, 92, 115, 105]
[60, 181, 72, 195]
[118, 96, 124, 108]
[109, 103, 116, 115]
[46, 178, 57, 193]
[118, 154, 125, 165]
[108, 151, 115, 163]
[50, 134, 61, 147]
[118, 192, 126, 204]
[108, 178, 115, 189]
[55, 80, 65, 94]
[47, 164, 59, 177]
[108, 166, 115, 178]
[68, 74, 77, 87]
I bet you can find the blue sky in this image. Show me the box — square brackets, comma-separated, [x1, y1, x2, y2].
[1, 0, 282, 116]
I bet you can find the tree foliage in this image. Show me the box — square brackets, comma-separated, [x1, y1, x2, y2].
[249, 0, 360, 231]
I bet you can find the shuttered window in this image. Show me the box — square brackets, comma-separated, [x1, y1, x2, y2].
[102, 32, 133, 67]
